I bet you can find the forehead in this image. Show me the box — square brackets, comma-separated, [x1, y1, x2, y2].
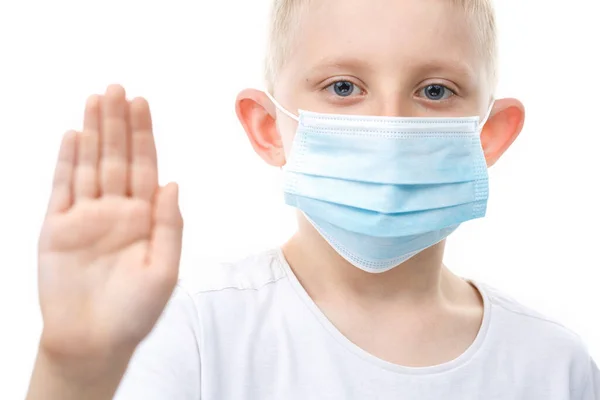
[288, 0, 483, 80]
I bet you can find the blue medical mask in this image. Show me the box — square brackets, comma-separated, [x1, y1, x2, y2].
[266, 92, 494, 273]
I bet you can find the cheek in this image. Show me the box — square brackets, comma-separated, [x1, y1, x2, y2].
[282, 133, 295, 160]
[277, 119, 298, 160]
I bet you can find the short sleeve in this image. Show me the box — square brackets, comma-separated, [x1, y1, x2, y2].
[580, 358, 600, 400]
[114, 285, 202, 400]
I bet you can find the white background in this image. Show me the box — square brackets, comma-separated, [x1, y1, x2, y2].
[0, 0, 598, 398]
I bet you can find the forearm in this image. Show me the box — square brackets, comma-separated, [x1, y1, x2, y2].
[26, 347, 133, 400]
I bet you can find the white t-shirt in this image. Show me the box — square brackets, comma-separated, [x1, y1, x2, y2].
[114, 248, 599, 399]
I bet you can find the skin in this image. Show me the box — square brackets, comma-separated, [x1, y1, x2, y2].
[27, 86, 183, 400]
[27, 0, 525, 398]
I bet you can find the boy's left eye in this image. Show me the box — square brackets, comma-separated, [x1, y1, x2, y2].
[419, 84, 455, 101]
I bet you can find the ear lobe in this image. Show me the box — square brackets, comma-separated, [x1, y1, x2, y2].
[235, 89, 286, 167]
[480, 98, 526, 167]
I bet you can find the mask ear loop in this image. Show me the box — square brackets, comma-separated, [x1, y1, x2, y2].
[264, 91, 299, 172]
[265, 91, 300, 122]
[478, 100, 495, 131]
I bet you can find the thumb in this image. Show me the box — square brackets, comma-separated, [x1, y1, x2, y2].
[149, 182, 183, 283]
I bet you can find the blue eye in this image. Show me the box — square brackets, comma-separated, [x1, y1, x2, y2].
[327, 81, 361, 97]
[421, 84, 454, 101]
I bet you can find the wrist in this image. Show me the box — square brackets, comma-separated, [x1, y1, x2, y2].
[27, 346, 135, 400]
[38, 327, 138, 371]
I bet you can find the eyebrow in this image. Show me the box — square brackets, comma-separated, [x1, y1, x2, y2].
[304, 56, 375, 77]
[412, 58, 476, 81]
[304, 56, 476, 83]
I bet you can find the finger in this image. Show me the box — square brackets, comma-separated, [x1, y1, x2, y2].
[149, 183, 183, 285]
[74, 95, 101, 200]
[47, 131, 78, 215]
[130, 97, 158, 201]
[100, 84, 129, 196]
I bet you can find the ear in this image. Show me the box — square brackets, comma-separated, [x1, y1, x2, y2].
[480, 98, 525, 167]
[235, 89, 286, 167]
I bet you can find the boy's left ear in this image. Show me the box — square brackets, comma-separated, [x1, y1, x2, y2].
[480, 98, 525, 167]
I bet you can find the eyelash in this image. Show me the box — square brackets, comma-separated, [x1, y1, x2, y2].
[418, 84, 456, 102]
[323, 79, 365, 99]
[323, 80, 458, 102]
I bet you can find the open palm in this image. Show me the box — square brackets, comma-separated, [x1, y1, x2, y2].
[37, 85, 183, 358]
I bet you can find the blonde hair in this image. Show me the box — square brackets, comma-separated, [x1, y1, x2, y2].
[265, 0, 498, 92]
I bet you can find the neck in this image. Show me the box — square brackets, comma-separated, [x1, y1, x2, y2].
[282, 213, 460, 305]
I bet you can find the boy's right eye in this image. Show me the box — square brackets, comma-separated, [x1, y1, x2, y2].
[326, 81, 363, 97]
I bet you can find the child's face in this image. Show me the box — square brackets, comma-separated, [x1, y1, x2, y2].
[274, 0, 493, 158]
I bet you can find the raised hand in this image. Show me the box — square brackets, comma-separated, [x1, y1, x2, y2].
[37, 85, 183, 362]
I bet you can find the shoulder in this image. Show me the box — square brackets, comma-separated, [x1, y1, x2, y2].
[175, 248, 292, 327]
[178, 247, 288, 295]
[130, 247, 289, 349]
[478, 281, 587, 349]
[476, 281, 596, 396]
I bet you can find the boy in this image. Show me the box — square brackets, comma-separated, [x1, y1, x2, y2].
[26, 0, 599, 399]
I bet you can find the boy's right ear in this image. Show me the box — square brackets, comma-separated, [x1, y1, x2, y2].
[235, 89, 286, 167]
